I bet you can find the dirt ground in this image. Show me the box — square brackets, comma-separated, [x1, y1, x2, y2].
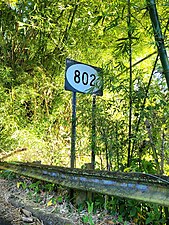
[0, 178, 25, 225]
[0, 177, 74, 225]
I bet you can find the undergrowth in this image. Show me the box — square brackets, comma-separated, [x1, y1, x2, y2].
[0, 170, 168, 224]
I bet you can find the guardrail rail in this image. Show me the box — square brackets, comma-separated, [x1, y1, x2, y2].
[0, 161, 169, 206]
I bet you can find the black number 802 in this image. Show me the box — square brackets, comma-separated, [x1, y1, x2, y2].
[74, 70, 96, 86]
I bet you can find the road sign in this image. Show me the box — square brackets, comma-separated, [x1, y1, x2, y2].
[65, 58, 103, 96]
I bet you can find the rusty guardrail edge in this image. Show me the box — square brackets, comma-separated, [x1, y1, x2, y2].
[0, 161, 169, 206]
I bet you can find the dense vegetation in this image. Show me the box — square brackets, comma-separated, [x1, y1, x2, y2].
[0, 0, 169, 224]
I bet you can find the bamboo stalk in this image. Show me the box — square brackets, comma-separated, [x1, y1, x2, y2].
[147, 0, 169, 89]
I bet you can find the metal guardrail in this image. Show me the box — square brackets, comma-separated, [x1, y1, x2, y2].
[0, 161, 169, 206]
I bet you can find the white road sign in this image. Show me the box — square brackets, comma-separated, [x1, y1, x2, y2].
[65, 58, 103, 96]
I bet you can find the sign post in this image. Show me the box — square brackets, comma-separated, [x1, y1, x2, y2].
[71, 92, 76, 168]
[65, 58, 103, 168]
[91, 94, 96, 169]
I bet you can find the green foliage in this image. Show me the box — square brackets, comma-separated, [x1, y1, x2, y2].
[145, 205, 166, 225]
[17, 179, 57, 193]
[82, 202, 94, 225]
[92, 196, 167, 225]
[0, 170, 17, 179]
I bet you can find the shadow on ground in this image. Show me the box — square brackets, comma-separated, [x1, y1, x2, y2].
[0, 217, 12, 225]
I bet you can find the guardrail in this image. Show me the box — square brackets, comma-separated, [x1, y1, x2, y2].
[0, 161, 169, 206]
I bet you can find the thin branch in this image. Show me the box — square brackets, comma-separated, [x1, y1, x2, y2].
[131, 54, 158, 159]
[127, 0, 132, 167]
[62, 1, 79, 43]
[117, 51, 157, 77]
[0, 148, 27, 161]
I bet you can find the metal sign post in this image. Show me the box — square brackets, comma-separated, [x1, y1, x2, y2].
[65, 58, 103, 169]
[71, 92, 76, 168]
[91, 95, 96, 169]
